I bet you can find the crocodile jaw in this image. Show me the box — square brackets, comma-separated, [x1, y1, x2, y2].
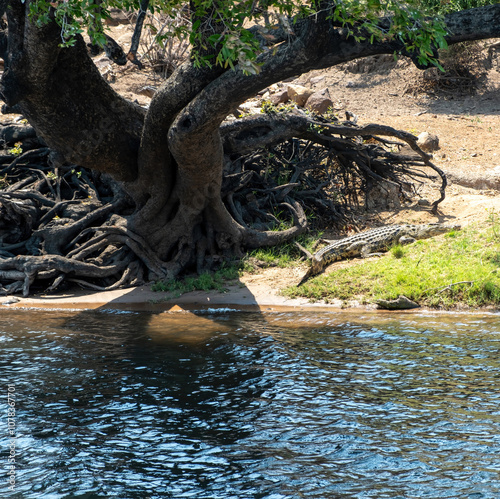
[412, 223, 461, 238]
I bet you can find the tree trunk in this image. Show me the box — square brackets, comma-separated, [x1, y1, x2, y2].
[0, 1, 145, 181]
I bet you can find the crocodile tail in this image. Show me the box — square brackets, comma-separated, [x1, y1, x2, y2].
[297, 270, 313, 286]
[298, 258, 323, 286]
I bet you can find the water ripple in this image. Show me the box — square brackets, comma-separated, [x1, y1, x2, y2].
[1, 310, 500, 498]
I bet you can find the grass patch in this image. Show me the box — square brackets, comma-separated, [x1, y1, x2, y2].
[152, 264, 240, 298]
[245, 232, 321, 269]
[390, 244, 405, 259]
[284, 222, 500, 308]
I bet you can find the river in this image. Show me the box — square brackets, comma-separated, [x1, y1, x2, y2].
[1, 308, 500, 498]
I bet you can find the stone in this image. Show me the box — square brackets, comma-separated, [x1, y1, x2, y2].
[376, 295, 420, 310]
[1, 296, 20, 305]
[305, 88, 333, 115]
[310, 75, 326, 85]
[270, 88, 289, 105]
[365, 181, 401, 210]
[417, 132, 440, 152]
[287, 84, 314, 107]
[417, 198, 431, 206]
[236, 100, 262, 116]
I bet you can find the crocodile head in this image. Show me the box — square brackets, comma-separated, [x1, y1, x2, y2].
[405, 223, 461, 239]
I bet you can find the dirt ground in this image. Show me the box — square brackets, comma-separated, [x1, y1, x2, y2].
[96, 33, 500, 294]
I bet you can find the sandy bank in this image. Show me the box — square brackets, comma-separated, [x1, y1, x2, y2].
[1, 280, 348, 313]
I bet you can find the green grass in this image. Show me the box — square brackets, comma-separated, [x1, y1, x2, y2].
[244, 232, 321, 269]
[284, 223, 500, 309]
[151, 221, 500, 309]
[151, 264, 240, 298]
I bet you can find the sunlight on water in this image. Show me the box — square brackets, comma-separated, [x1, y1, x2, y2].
[1, 308, 500, 498]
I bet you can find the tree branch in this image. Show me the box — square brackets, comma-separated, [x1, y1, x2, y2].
[443, 4, 500, 44]
[173, 4, 500, 139]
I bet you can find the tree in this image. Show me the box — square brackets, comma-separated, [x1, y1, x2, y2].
[0, 0, 499, 295]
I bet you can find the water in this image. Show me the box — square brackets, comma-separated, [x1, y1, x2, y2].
[1, 308, 500, 498]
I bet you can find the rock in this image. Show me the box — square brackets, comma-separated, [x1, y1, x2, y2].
[270, 88, 289, 105]
[310, 75, 326, 85]
[305, 88, 333, 115]
[236, 100, 262, 116]
[138, 86, 157, 98]
[376, 295, 420, 310]
[287, 84, 314, 107]
[365, 180, 401, 210]
[2, 296, 20, 305]
[417, 198, 431, 206]
[417, 132, 440, 152]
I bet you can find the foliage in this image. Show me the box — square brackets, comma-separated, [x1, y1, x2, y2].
[27, 0, 457, 71]
[420, 0, 498, 14]
[390, 244, 405, 259]
[285, 222, 500, 308]
[7, 142, 23, 156]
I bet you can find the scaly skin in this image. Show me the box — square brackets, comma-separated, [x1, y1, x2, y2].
[298, 223, 461, 285]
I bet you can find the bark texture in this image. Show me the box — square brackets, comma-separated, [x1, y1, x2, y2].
[1, 1, 145, 180]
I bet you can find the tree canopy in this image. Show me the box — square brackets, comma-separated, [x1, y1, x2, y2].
[30, 0, 457, 70]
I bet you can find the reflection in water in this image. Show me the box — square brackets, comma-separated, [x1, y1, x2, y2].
[1, 309, 500, 498]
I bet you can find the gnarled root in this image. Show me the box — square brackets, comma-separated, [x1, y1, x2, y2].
[0, 112, 448, 296]
[221, 111, 447, 216]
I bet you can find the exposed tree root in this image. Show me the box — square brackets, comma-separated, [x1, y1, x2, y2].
[0, 112, 448, 295]
[222, 111, 447, 214]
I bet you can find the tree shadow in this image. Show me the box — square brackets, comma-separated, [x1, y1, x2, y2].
[413, 86, 500, 116]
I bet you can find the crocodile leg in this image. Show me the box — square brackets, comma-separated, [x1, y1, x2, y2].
[399, 236, 417, 245]
[360, 242, 388, 258]
[346, 240, 368, 258]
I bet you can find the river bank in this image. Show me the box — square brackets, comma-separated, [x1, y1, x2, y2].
[2, 279, 347, 313]
[4, 158, 500, 313]
[2, 39, 499, 312]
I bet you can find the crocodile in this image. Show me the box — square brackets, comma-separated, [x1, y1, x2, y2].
[298, 223, 461, 285]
